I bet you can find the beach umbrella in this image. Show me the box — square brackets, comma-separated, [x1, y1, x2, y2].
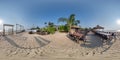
[71, 25, 80, 29]
[93, 25, 104, 29]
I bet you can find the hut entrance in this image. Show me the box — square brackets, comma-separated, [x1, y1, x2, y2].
[3, 24, 14, 36]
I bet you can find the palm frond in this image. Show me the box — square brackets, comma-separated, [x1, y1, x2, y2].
[58, 17, 68, 22]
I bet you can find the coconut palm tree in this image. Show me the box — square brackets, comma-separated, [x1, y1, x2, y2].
[58, 14, 80, 31]
[74, 20, 80, 26]
[48, 22, 54, 27]
[44, 22, 47, 27]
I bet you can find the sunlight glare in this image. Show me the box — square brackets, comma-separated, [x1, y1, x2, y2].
[117, 19, 120, 25]
[0, 19, 3, 25]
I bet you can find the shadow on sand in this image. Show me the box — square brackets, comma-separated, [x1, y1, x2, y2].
[80, 34, 104, 48]
[34, 36, 50, 47]
[67, 32, 115, 53]
[4, 36, 50, 49]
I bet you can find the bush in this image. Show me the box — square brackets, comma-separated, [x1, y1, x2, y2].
[58, 25, 69, 32]
[37, 29, 42, 32]
[37, 29, 40, 32]
[46, 26, 56, 34]
[39, 27, 56, 34]
[29, 31, 34, 34]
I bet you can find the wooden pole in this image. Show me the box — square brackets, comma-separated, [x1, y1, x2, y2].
[12, 26, 14, 35]
[16, 24, 17, 34]
[3, 25, 5, 36]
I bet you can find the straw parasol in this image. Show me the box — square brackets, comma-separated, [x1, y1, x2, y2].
[71, 25, 80, 29]
[93, 25, 104, 29]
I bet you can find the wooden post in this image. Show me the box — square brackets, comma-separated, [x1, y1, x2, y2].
[3, 25, 5, 36]
[12, 26, 14, 35]
[16, 24, 17, 34]
[16, 24, 18, 34]
[20, 25, 21, 32]
[3, 24, 14, 36]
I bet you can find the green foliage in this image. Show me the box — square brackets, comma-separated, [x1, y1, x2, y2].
[41, 28, 47, 32]
[31, 28, 36, 30]
[40, 27, 56, 34]
[29, 31, 34, 34]
[31, 26, 40, 30]
[36, 26, 40, 29]
[74, 20, 80, 25]
[39, 21, 56, 34]
[58, 25, 69, 32]
[46, 26, 56, 34]
[48, 22, 54, 27]
[79, 27, 90, 31]
[58, 14, 80, 31]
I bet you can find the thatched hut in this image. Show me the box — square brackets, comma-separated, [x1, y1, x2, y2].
[71, 25, 80, 29]
[93, 25, 104, 31]
[69, 26, 80, 34]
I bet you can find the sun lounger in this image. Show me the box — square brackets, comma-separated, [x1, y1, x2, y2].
[95, 31, 114, 43]
[69, 31, 87, 43]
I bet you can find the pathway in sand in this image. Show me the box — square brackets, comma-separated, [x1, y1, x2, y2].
[84, 31, 103, 48]
[0, 32, 51, 57]
[86, 31, 117, 54]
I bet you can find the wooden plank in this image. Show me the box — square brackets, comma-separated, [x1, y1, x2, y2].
[3, 24, 14, 26]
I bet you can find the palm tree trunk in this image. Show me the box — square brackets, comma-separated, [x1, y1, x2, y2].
[69, 24, 72, 32]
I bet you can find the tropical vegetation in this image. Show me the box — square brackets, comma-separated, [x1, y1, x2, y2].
[58, 14, 80, 31]
[29, 14, 82, 34]
[58, 25, 69, 32]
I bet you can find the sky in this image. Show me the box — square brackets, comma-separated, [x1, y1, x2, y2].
[0, 0, 120, 30]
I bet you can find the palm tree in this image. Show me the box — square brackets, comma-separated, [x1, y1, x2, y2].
[58, 14, 80, 31]
[36, 26, 40, 29]
[48, 22, 54, 27]
[74, 20, 80, 26]
[44, 22, 47, 27]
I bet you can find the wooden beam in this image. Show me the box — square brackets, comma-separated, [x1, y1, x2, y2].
[3, 24, 14, 36]
[3, 24, 14, 26]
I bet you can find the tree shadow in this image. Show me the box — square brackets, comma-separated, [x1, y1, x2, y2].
[38, 36, 51, 43]
[66, 32, 114, 52]
[101, 39, 115, 52]
[4, 36, 21, 48]
[80, 33, 116, 53]
[80, 34, 104, 48]
[66, 34, 78, 43]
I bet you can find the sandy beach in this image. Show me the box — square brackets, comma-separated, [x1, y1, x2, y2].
[0, 31, 120, 60]
[1, 0, 120, 60]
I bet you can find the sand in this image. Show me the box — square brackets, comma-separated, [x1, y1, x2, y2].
[0, 31, 120, 60]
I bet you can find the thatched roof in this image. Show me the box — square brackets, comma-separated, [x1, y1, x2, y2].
[93, 25, 104, 29]
[71, 26, 80, 29]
